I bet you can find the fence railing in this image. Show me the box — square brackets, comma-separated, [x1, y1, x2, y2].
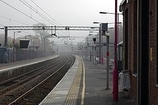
[1, 49, 54, 63]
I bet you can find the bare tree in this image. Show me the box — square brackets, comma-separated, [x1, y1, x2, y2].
[33, 23, 52, 51]
[0, 34, 13, 47]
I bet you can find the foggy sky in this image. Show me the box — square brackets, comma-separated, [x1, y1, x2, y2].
[0, 0, 123, 45]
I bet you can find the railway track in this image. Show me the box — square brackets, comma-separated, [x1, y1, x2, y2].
[0, 57, 61, 95]
[0, 55, 75, 105]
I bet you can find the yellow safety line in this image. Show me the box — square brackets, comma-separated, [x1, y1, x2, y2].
[81, 59, 85, 105]
[64, 56, 82, 105]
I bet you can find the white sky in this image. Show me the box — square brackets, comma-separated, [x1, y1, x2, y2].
[0, 0, 123, 45]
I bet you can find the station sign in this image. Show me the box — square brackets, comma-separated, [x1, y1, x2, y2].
[20, 39, 30, 48]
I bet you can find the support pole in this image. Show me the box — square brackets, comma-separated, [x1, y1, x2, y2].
[113, 0, 118, 101]
[13, 32, 15, 62]
[4, 27, 8, 47]
[99, 26, 101, 63]
[95, 46, 97, 65]
[106, 35, 110, 90]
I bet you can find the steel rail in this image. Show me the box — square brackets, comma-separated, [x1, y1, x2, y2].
[8, 56, 74, 105]
[0, 57, 62, 96]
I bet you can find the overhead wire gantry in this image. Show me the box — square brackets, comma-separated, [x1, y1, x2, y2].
[2, 25, 99, 47]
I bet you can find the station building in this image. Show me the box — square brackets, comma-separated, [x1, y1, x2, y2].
[120, 0, 158, 104]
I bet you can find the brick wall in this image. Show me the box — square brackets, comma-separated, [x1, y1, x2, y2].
[149, 0, 158, 104]
[123, 0, 158, 104]
[127, 0, 138, 103]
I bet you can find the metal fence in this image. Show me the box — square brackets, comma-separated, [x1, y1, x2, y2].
[6, 49, 54, 63]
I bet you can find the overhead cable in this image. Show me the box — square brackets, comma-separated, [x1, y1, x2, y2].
[20, 0, 68, 36]
[0, 23, 4, 26]
[20, 0, 55, 25]
[0, 15, 28, 25]
[30, 0, 62, 26]
[0, 0, 41, 24]
[29, 0, 69, 36]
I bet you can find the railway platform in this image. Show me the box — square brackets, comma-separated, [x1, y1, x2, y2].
[0, 55, 135, 105]
[40, 56, 135, 105]
[0, 55, 59, 72]
[0, 55, 59, 83]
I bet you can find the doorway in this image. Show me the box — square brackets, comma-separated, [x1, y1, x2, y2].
[138, 0, 149, 105]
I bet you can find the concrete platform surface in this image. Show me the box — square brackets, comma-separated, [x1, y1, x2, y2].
[84, 60, 135, 105]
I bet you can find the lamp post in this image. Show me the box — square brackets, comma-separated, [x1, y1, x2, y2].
[93, 21, 121, 65]
[88, 33, 96, 62]
[105, 33, 110, 90]
[93, 22, 111, 89]
[113, 0, 118, 100]
[99, 11, 122, 45]
[93, 22, 102, 64]
[99, 9, 120, 101]
[92, 37, 97, 65]
[13, 31, 21, 62]
[99, 12, 122, 23]
[100, 30, 110, 90]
